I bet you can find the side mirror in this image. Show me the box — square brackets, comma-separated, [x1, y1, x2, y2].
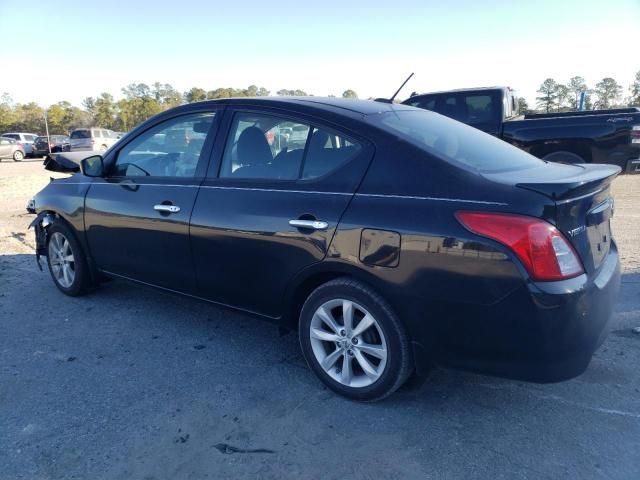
[80, 155, 104, 177]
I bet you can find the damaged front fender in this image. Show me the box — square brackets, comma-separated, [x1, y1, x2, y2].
[28, 212, 56, 271]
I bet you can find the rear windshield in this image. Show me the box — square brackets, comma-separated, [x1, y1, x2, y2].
[370, 110, 544, 173]
[404, 91, 502, 127]
[70, 130, 90, 139]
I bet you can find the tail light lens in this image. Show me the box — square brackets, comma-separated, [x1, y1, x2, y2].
[455, 212, 584, 281]
[632, 125, 640, 144]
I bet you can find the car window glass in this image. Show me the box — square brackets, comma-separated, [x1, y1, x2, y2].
[302, 127, 361, 179]
[4, 134, 18, 140]
[70, 130, 89, 139]
[112, 112, 215, 177]
[371, 110, 543, 173]
[408, 97, 436, 110]
[220, 113, 310, 180]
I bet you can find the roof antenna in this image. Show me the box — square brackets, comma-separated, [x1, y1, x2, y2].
[375, 73, 414, 104]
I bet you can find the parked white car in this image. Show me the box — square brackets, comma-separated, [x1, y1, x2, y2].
[69, 128, 119, 152]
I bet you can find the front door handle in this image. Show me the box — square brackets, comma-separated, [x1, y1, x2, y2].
[289, 219, 329, 230]
[154, 204, 181, 213]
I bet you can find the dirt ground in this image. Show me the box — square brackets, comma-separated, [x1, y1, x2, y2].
[1, 159, 639, 479]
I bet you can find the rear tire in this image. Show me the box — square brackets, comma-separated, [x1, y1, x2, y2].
[13, 150, 24, 161]
[46, 222, 91, 296]
[299, 278, 412, 401]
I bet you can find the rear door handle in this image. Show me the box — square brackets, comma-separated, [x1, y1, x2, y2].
[289, 219, 329, 230]
[154, 204, 181, 213]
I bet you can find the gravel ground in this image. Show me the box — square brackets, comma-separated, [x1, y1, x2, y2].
[1, 160, 639, 480]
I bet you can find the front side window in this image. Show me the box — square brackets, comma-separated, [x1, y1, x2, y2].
[219, 112, 361, 181]
[112, 112, 215, 177]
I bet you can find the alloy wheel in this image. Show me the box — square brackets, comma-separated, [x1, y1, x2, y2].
[48, 232, 76, 288]
[309, 299, 388, 388]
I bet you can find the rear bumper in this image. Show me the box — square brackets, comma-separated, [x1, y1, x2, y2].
[429, 242, 621, 382]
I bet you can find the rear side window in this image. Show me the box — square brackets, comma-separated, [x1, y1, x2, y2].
[219, 112, 361, 180]
[70, 130, 90, 139]
[371, 110, 543, 173]
[3, 134, 19, 140]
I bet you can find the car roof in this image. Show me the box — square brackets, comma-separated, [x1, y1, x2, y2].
[187, 96, 415, 117]
[406, 86, 509, 98]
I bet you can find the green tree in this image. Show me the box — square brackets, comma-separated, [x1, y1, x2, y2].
[517, 97, 529, 115]
[276, 89, 308, 96]
[94, 93, 117, 128]
[14, 102, 45, 133]
[121, 83, 162, 127]
[0, 93, 17, 132]
[536, 78, 559, 113]
[630, 70, 640, 106]
[153, 82, 182, 107]
[556, 84, 570, 111]
[594, 77, 622, 109]
[568, 76, 587, 109]
[184, 87, 207, 103]
[342, 89, 358, 99]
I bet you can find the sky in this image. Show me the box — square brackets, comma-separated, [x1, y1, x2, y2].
[0, 0, 638, 107]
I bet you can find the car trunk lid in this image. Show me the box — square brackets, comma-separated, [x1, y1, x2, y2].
[485, 162, 621, 274]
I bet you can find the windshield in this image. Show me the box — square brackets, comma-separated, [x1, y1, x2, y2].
[70, 130, 90, 139]
[370, 110, 544, 173]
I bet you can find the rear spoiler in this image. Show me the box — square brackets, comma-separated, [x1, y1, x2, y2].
[516, 164, 621, 201]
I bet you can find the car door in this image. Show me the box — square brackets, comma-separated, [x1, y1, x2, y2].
[84, 110, 220, 293]
[190, 108, 373, 317]
[0, 138, 12, 157]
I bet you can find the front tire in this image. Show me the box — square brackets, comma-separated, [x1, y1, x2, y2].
[299, 278, 412, 401]
[13, 150, 24, 161]
[46, 222, 91, 296]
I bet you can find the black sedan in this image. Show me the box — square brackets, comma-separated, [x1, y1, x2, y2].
[27, 97, 621, 401]
[33, 135, 70, 157]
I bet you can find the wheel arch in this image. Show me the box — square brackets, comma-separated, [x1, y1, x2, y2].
[530, 142, 593, 164]
[31, 207, 99, 282]
[280, 262, 392, 332]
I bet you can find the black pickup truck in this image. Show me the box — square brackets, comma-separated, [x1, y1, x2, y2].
[403, 87, 640, 173]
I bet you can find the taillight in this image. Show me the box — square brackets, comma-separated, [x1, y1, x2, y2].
[632, 125, 640, 144]
[455, 212, 584, 281]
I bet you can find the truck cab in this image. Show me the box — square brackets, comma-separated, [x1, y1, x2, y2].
[403, 87, 519, 136]
[404, 87, 640, 172]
